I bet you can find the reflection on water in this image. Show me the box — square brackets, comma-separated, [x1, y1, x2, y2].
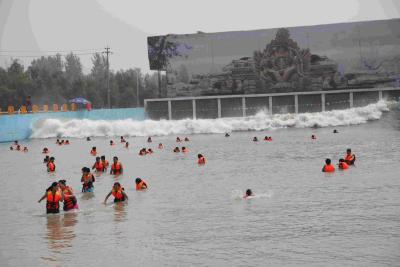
[80, 192, 94, 200]
[113, 202, 127, 223]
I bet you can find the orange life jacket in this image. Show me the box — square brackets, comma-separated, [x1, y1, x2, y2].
[345, 154, 355, 164]
[136, 181, 147, 191]
[102, 160, 109, 169]
[46, 190, 61, 210]
[182, 149, 189, 153]
[198, 157, 206, 164]
[111, 162, 122, 173]
[339, 162, 349, 170]
[47, 162, 55, 172]
[112, 188, 125, 201]
[94, 161, 104, 171]
[63, 186, 77, 210]
[323, 164, 335, 172]
[90, 150, 97, 156]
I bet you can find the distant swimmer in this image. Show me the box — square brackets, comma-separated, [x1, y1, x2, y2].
[16, 145, 21, 151]
[125, 142, 129, 148]
[344, 148, 356, 165]
[147, 137, 152, 143]
[120, 136, 126, 143]
[267, 136, 272, 141]
[110, 140, 115, 146]
[9, 146, 13, 151]
[47, 157, 56, 172]
[135, 178, 148, 191]
[14, 140, 18, 146]
[86, 137, 91, 141]
[44, 155, 50, 163]
[182, 146, 189, 153]
[61, 140, 65, 145]
[147, 148, 154, 154]
[158, 143, 164, 149]
[225, 133, 230, 137]
[56, 139, 60, 145]
[81, 167, 95, 192]
[333, 129, 339, 133]
[104, 182, 128, 204]
[176, 137, 181, 142]
[338, 158, 349, 170]
[253, 137, 258, 142]
[184, 137, 190, 142]
[90, 147, 97, 156]
[198, 154, 206, 165]
[311, 135, 317, 140]
[139, 148, 146, 156]
[42, 147, 49, 154]
[92, 156, 104, 172]
[243, 189, 254, 199]
[173, 147, 180, 153]
[58, 180, 78, 211]
[101, 156, 109, 171]
[38, 182, 63, 214]
[322, 158, 335, 172]
[65, 140, 70, 145]
[110, 156, 123, 175]
[23, 147, 28, 152]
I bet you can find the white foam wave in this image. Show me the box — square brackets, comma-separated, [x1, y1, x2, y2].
[30, 101, 390, 139]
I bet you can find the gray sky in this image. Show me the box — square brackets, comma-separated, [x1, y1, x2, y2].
[0, 0, 399, 73]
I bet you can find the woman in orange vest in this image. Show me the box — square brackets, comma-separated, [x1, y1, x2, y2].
[38, 182, 63, 214]
[338, 158, 349, 170]
[47, 157, 56, 172]
[101, 155, 109, 171]
[110, 156, 123, 175]
[135, 178, 148, 191]
[81, 167, 95, 192]
[58, 180, 78, 211]
[344, 148, 356, 165]
[90, 147, 97, 156]
[104, 182, 128, 203]
[322, 158, 335, 172]
[92, 157, 104, 172]
[198, 154, 206, 165]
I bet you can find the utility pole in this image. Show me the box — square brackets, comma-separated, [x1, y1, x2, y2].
[103, 46, 112, 108]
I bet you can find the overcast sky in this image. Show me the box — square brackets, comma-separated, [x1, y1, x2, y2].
[0, 0, 399, 73]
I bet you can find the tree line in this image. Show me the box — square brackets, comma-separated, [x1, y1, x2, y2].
[0, 53, 166, 111]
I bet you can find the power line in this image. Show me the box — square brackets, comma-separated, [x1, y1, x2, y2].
[0, 48, 102, 53]
[0, 52, 99, 58]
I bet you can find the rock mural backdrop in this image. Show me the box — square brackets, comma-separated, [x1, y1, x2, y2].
[147, 18, 400, 98]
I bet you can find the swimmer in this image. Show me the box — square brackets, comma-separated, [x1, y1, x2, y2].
[14, 140, 18, 146]
[176, 137, 181, 142]
[23, 147, 28, 152]
[139, 148, 146, 156]
[125, 142, 129, 148]
[56, 139, 60, 144]
[81, 167, 95, 192]
[173, 147, 180, 153]
[110, 140, 115, 146]
[120, 136, 126, 143]
[110, 156, 123, 175]
[147, 148, 154, 154]
[104, 182, 128, 204]
[338, 158, 349, 170]
[158, 143, 164, 149]
[16, 145, 21, 151]
[198, 154, 206, 165]
[47, 157, 56, 172]
[225, 133, 230, 137]
[243, 189, 254, 199]
[38, 182, 63, 214]
[42, 147, 49, 154]
[263, 136, 269, 141]
[61, 140, 65, 145]
[333, 129, 339, 133]
[253, 137, 258, 142]
[9, 146, 13, 151]
[65, 140, 70, 145]
[311, 135, 317, 140]
[90, 147, 97, 156]
[147, 137, 152, 143]
[344, 148, 356, 165]
[182, 147, 189, 153]
[267, 136, 272, 141]
[322, 158, 335, 172]
[58, 180, 78, 211]
[86, 137, 91, 141]
[135, 178, 148, 191]
[44, 155, 50, 163]
[101, 155, 109, 171]
[184, 137, 189, 142]
[92, 156, 104, 172]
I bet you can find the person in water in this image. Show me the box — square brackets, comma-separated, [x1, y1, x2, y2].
[184, 137, 189, 142]
[225, 133, 230, 137]
[110, 156, 123, 175]
[311, 135, 317, 140]
[16, 145, 21, 151]
[110, 140, 115, 146]
[243, 189, 254, 198]
[44, 155, 50, 163]
[176, 137, 181, 142]
[58, 180, 78, 211]
[86, 137, 91, 141]
[42, 147, 49, 154]
[23, 147, 28, 152]
[38, 182, 63, 214]
[263, 136, 269, 141]
[104, 182, 128, 204]
[344, 148, 356, 165]
[253, 137, 258, 142]
[333, 129, 339, 133]
[47, 157, 56, 172]
[9, 146, 13, 151]
[14, 140, 18, 146]
[101, 155, 109, 171]
[65, 140, 70, 145]
[158, 143, 164, 149]
[135, 178, 148, 191]
[173, 147, 180, 153]
[120, 136, 126, 143]
[147, 148, 154, 154]
[56, 139, 60, 145]
[322, 158, 335, 172]
[139, 148, 146, 155]
[81, 167, 95, 192]
[125, 142, 129, 148]
[198, 154, 206, 165]
[338, 158, 349, 170]
[182, 147, 189, 153]
[147, 137, 152, 143]
[92, 156, 104, 172]
[90, 147, 97, 156]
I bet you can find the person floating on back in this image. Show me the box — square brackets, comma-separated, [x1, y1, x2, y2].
[104, 182, 128, 204]
[110, 156, 123, 175]
[47, 157, 56, 172]
[243, 189, 254, 199]
[81, 167, 95, 192]
[135, 178, 148, 191]
[101, 155, 109, 171]
[92, 156, 104, 172]
[322, 158, 335, 172]
[198, 154, 206, 165]
[58, 180, 78, 211]
[38, 182, 63, 214]
[338, 158, 349, 170]
[90, 147, 97, 156]
[344, 148, 356, 165]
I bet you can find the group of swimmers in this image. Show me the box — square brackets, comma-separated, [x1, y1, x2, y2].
[9, 140, 28, 152]
[322, 148, 356, 172]
[56, 139, 70, 145]
[253, 136, 273, 142]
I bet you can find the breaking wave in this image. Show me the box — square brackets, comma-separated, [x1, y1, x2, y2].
[30, 101, 390, 139]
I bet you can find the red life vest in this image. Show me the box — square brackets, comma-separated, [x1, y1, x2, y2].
[136, 181, 147, 191]
[111, 162, 122, 174]
[47, 162, 55, 172]
[46, 190, 61, 210]
[102, 160, 109, 169]
[198, 157, 206, 164]
[345, 154, 355, 165]
[112, 188, 125, 201]
[323, 164, 335, 172]
[94, 161, 104, 171]
[90, 150, 97, 156]
[339, 162, 349, 170]
[63, 187, 77, 210]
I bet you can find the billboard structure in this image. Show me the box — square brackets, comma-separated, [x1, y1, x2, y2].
[147, 19, 400, 98]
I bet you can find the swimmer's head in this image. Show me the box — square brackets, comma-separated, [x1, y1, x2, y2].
[135, 178, 142, 184]
[113, 182, 121, 189]
[198, 154, 203, 158]
[95, 156, 100, 161]
[101, 155, 105, 160]
[325, 158, 331, 164]
[347, 148, 351, 154]
[246, 189, 252, 196]
[339, 158, 344, 163]
[113, 156, 118, 162]
[92, 147, 96, 150]
[49, 157, 55, 162]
